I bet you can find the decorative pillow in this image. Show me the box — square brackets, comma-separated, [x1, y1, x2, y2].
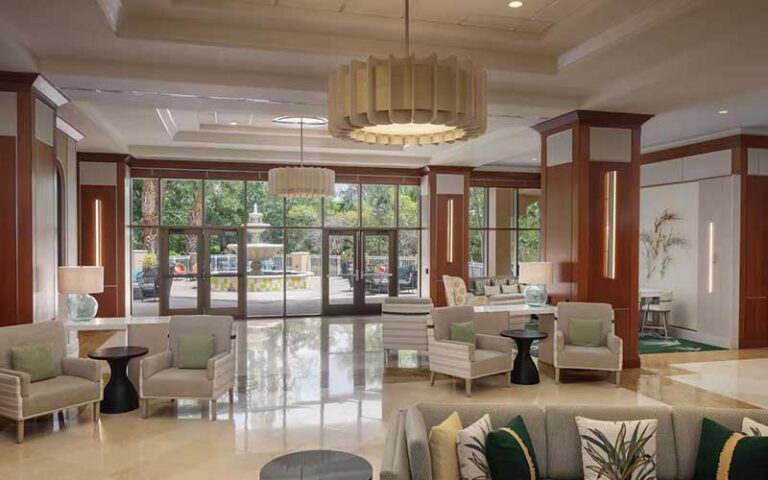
[177, 334, 216, 369]
[501, 284, 519, 294]
[451, 321, 476, 345]
[473, 279, 490, 294]
[576, 417, 658, 480]
[694, 418, 768, 479]
[569, 318, 603, 347]
[458, 414, 492, 480]
[743, 417, 768, 436]
[429, 411, 463, 480]
[11, 343, 56, 382]
[486, 415, 540, 480]
[484, 285, 501, 296]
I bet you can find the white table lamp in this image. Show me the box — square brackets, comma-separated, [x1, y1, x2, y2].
[58, 266, 104, 321]
[519, 262, 553, 307]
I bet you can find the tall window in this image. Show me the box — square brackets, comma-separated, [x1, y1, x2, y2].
[129, 177, 422, 317]
[468, 187, 540, 280]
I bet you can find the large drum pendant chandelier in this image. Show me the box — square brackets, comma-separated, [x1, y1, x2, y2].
[268, 117, 335, 198]
[327, 0, 487, 146]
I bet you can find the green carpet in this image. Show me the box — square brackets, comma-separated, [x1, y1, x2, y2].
[639, 333, 725, 355]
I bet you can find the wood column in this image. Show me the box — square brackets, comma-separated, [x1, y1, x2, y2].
[533, 111, 653, 368]
[78, 153, 129, 317]
[0, 72, 65, 325]
[426, 167, 471, 307]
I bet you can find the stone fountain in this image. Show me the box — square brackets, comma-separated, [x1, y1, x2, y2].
[227, 203, 283, 275]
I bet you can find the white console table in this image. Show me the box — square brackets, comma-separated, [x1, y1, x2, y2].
[474, 304, 557, 316]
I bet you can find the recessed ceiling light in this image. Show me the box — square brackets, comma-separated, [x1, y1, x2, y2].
[532, 157, 537, 162]
[273, 115, 328, 126]
[229, 121, 238, 125]
[718, 110, 729, 114]
[509, 1, 523, 8]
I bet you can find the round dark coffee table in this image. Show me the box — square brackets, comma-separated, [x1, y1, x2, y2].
[500, 330, 548, 385]
[88, 346, 148, 414]
[260, 450, 372, 480]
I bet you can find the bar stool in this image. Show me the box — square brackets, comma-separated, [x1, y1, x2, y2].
[642, 290, 673, 337]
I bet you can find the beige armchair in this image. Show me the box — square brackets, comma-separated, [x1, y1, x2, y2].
[140, 315, 235, 420]
[0, 321, 102, 443]
[539, 302, 622, 386]
[428, 306, 515, 396]
[442, 275, 489, 306]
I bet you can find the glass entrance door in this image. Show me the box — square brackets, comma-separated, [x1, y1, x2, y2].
[160, 228, 203, 315]
[361, 230, 395, 310]
[323, 230, 358, 315]
[322, 229, 395, 315]
[203, 229, 244, 317]
[159, 227, 245, 317]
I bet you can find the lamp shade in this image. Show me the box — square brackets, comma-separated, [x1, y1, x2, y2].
[519, 262, 553, 285]
[58, 266, 104, 294]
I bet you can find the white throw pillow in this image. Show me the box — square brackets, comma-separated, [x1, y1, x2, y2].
[501, 284, 519, 294]
[743, 417, 768, 436]
[457, 414, 492, 480]
[484, 285, 501, 296]
[575, 417, 658, 480]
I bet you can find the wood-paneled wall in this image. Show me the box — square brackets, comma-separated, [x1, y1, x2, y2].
[78, 157, 127, 317]
[0, 136, 19, 325]
[740, 175, 768, 347]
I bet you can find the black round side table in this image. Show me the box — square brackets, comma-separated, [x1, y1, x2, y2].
[500, 330, 548, 385]
[88, 346, 148, 414]
[260, 450, 372, 480]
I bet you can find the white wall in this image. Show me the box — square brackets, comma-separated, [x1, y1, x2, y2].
[640, 153, 740, 348]
[640, 182, 699, 330]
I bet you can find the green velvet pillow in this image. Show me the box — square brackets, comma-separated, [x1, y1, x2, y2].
[450, 321, 475, 345]
[11, 343, 56, 382]
[569, 318, 603, 347]
[486, 415, 540, 480]
[694, 418, 768, 479]
[177, 335, 215, 369]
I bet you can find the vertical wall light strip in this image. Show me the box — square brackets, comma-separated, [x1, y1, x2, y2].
[94, 199, 102, 267]
[446, 199, 454, 263]
[604, 171, 617, 279]
[708, 221, 714, 294]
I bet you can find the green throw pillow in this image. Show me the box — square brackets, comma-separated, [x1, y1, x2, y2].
[694, 418, 768, 479]
[450, 321, 475, 345]
[177, 335, 215, 369]
[11, 343, 56, 382]
[486, 415, 540, 480]
[569, 318, 603, 347]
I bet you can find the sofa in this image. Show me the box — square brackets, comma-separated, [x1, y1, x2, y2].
[0, 321, 103, 443]
[469, 276, 525, 305]
[381, 403, 768, 480]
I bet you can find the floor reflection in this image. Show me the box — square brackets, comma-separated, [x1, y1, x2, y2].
[229, 317, 386, 451]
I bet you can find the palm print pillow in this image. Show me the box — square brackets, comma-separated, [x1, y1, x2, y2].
[457, 414, 492, 480]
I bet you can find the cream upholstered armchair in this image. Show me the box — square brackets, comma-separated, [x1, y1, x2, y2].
[0, 321, 102, 443]
[442, 275, 489, 306]
[140, 315, 235, 420]
[539, 302, 622, 386]
[428, 306, 515, 396]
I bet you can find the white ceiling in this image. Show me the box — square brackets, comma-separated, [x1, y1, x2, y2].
[0, 0, 766, 170]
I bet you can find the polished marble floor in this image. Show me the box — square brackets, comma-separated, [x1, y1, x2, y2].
[1, 317, 767, 479]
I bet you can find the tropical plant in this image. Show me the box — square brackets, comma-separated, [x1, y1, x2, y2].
[580, 422, 657, 480]
[142, 252, 158, 270]
[640, 209, 688, 280]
